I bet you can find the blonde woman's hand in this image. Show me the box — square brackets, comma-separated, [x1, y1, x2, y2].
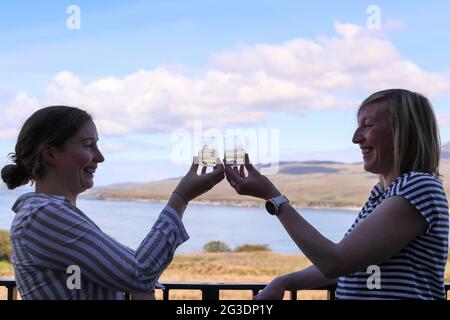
[253, 277, 287, 300]
[224, 154, 281, 200]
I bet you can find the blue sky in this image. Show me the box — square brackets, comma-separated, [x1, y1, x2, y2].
[1, 1, 450, 186]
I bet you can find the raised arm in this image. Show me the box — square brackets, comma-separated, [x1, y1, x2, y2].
[22, 158, 224, 294]
[225, 155, 427, 281]
[22, 203, 187, 293]
[274, 195, 426, 279]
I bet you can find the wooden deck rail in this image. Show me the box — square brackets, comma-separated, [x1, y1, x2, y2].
[1, 278, 449, 300]
[125, 282, 338, 300]
[0, 278, 17, 300]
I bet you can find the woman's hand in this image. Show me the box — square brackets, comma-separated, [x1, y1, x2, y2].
[253, 276, 288, 300]
[174, 156, 225, 203]
[224, 154, 281, 200]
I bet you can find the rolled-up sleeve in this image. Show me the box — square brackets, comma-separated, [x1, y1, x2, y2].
[22, 202, 189, 293]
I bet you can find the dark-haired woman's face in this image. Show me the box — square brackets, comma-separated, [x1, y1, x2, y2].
[55, 120, 105, 195]
[352, 101, 394, 181]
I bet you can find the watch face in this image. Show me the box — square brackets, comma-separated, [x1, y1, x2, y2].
[265, 201, 276, 215]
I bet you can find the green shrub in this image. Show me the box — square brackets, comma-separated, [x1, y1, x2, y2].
[0, 230, 12, 261]
[234, 244, 271, 252]
[203, 241, 231, 253]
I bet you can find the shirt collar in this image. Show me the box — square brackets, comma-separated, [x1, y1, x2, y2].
[12, 192, 69, 213]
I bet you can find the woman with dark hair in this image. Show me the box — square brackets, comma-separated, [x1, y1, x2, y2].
[1, 105, 224, 300]
[225, 89, 449, 300]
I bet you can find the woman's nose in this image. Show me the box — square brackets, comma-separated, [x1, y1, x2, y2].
[352, 127, 364, 145]
[95, 148, 105, 163]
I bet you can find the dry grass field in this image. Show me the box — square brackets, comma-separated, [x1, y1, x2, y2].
[1, 252, 450, 300]
[156, 252, 327, 300]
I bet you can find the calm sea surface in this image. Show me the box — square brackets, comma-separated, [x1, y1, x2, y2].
[0, 192, 359, 254]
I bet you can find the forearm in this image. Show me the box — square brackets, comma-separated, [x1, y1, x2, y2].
[167, 192, 188, 219]
[276, 203, 341, 278]
[137, 206, 189, 267]
[25, 205, 188, 293]
[278, 265, 338, 291]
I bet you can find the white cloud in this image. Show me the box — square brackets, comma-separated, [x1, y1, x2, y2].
[0, 91, 40, 139]
[4, 91, 40, 122]
[211, 22, 449, 97]
[1, 22, 450, 139]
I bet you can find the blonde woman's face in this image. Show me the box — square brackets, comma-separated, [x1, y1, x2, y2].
[352, 101, 395, 180]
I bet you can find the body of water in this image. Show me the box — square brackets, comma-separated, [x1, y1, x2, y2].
[0, 192, 359, 254]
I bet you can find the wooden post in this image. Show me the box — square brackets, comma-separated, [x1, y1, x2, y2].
[8, 287, 17, 300]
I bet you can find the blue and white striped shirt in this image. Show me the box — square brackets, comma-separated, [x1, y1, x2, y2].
[9, 192, 189, 300]
[336, 172, 449, 300]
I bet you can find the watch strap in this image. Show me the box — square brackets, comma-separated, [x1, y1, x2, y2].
[271, 194, 289, 206]
[266, 194, 289, 215]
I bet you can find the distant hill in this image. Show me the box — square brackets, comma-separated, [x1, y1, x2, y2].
[88, 159, 450, 210]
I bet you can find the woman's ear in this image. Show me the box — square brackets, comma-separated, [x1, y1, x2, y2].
[40, 145, 59, 166]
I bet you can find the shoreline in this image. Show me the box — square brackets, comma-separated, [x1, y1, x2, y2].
[82, 194, 361, 212]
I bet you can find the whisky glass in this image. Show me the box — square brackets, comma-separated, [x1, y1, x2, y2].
[197, 137, 219, 167]
[224, 135, 245, 167]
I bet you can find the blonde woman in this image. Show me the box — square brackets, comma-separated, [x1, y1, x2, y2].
[225, 89, 449, 300]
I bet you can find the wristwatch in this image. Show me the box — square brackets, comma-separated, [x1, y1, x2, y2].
[265, 195, 289, 215]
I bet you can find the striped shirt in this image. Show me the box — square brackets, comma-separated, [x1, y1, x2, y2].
[9, 192, 189, 300]
[336, 172, 449, 300]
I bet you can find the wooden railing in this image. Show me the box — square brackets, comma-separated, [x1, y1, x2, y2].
[2, 278, 449, 300]
[125, 282, 337, 300]
[0, 278, 18, 300]
[1, 278, 336, 300]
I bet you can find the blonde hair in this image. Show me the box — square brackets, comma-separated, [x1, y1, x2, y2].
[358, 89, 441, 184]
